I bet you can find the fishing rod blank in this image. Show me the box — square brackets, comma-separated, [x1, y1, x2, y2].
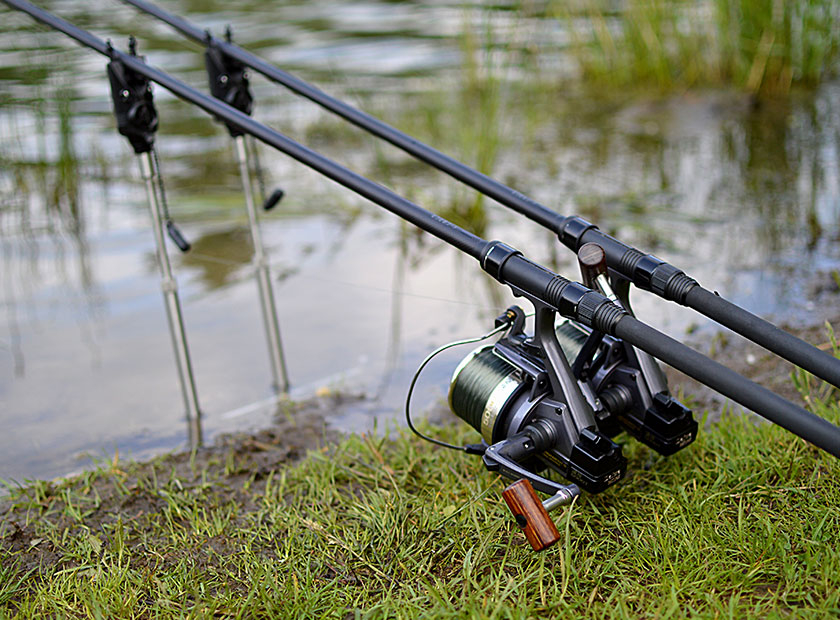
[117, 0, 840, 390]
[6, 0, 840, 459]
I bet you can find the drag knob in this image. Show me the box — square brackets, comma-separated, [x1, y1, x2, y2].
[502, 479, 561, 551]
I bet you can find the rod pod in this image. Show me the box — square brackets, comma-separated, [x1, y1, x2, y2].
[106, 44, 202, 443]
[204, 32, 290, 394]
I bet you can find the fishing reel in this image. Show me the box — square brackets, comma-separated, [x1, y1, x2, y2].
[413, 243, 697, 551]
[450, 305, 627, 496]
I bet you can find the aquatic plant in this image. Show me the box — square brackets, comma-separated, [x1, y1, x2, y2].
[562, 0, 840, 95]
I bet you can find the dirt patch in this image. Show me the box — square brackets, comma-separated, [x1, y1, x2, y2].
[0, 392, 353, 576]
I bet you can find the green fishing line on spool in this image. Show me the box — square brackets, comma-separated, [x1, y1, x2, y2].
[449, 346, 521, 442]
[448, 320, 593, 443]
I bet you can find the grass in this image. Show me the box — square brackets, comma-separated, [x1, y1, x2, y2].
[561, 0, 840, 96]
[1, 362, 839, 618]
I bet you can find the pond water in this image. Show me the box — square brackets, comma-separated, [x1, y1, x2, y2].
[1, 0, 839, 482]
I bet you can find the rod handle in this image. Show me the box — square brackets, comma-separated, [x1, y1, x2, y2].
[502, 479, 561, 551]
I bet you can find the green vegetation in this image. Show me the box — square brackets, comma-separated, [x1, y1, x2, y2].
[563, 0, 840, 95]
[2, 352, 839, 618]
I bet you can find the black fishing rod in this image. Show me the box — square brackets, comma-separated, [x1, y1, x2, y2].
[5, 0, 839, 460]
[116, 0, 840, 391]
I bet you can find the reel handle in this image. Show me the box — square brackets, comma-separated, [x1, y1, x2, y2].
[502, 479, 561, 551]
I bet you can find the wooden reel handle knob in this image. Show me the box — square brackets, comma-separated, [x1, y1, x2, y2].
[502, 479, 561, 551]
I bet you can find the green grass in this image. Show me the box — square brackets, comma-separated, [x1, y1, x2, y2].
[2, 365, 839, 619]
[561, 0, 840, 95]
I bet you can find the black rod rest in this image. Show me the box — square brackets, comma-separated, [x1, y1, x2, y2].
[105, 36, 189, 252]
[106, 37, 156, 154]
[4, 0, 840, 459]
[115, 0, 840, 390]
[204, 27, 252, 138]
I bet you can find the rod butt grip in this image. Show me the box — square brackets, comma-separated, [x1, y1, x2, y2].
[502, 479, 561, 551]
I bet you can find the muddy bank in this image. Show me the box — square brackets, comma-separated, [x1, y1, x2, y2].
[0, 395, 343, 575]
[665, 312, 840, 417]
[1, 311, 837, 577]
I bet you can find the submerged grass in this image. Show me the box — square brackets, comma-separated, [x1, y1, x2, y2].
[562, 0, 840, 96]
[1, 357, 839, 618]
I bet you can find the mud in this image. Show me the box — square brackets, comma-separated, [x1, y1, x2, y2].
[0, 393, 348, 576]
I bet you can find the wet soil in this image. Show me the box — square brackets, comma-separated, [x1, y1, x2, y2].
[0, 393, 348, 575]
[665, 311, 840, 418]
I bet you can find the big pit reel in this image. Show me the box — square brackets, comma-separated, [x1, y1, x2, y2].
[413, 243, 697, 551]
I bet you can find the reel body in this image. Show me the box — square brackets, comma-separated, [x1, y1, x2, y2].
[449, 336, 625, 494]
[554, 317, 698, 455]
[448, 304, 697, 499]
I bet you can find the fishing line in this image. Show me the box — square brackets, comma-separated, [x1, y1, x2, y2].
[404, 317, 532, 452]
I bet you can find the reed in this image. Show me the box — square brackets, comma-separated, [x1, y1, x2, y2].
[562, 0, 840, 95]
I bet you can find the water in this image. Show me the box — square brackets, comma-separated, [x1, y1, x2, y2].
[1, 0, 839, 482]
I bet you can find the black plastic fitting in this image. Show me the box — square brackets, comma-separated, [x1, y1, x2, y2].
[558, 216, 597, 250]
[481, 241, 522, 281]
[107, 52, 157, 154]
[205, 40, 253, 137]
[558, 216, 698, 304]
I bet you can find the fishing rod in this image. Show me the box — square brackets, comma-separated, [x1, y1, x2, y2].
[7, 0, 839, 552]
[116, 0, 840, 391]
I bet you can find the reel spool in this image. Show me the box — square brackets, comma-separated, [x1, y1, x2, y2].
[448, 345, 525, 445]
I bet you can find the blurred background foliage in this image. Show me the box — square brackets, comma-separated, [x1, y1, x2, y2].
[561, 0, 840, 95]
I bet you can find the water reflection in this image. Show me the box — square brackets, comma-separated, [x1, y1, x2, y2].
[549, 88, 840, 282]
[178, 227, 254, 290]
[0, 1, 838, 483]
